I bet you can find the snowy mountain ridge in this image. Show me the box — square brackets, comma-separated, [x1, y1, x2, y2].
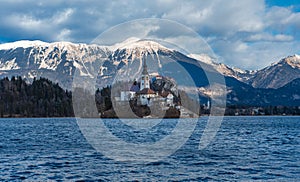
[188, 53, 256, 82]
[0, 40, 113, 88]
[108, 37, 171, 52]
[0, 40, 107, 51]
[250, 54, 300, 89]
[278, 54, 300, 69]
[0, 40, 49, 50]
[0, 39, 299, 90]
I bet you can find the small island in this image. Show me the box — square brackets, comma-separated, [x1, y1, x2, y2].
[99, 58, 187, 118]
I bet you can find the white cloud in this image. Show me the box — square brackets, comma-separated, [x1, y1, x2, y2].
[53, 8, 74, 25]
[246, 33, 294, 42]
[161, 0, 265, 36]
[8, 14, 43, 30]
[56, 28, 72, 41]
[212, 39, 300, 70]
[0, 0, 300, 70]
[3, 7, 75, 42]
[265, 6, 300, 28]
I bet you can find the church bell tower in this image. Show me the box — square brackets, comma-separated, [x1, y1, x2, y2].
[140, 57, 150, 90]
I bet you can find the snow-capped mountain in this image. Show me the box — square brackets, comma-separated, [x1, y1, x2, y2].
[0, 40, 111, 88]
[188, 53, 256, 82]
[0, 39, 228, 104]
[0, 39, 183, 89]
[0, 39, 300, 106]
[189, 53, 300, 89]
[107, 39, 173, 77]
[249, 55, 300, 89]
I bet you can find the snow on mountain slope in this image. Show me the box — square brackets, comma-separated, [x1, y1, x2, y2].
[284, 54, 300, 69]
[0, 58, 20, 70]
[194, 53, 300, 89]
[0, 39, 244, 84]
[108, 37, 171, 52]
[0, 40, 49, 50]
[105, 39, 176, 81]
[249, 55, 300, 89]
[121, 40, 169, 52]
[0, 40, 111, 88]
[0, 39, 175, 89]
[0, 39, 299, 91]
[188, 53, 256, 82]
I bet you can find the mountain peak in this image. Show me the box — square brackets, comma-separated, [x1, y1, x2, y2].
[250, 54, 300, 89]
[0, 40, 105, 51]
[0, 40, 49, 50]
[279, 54, 300, 69]
[109, 37, 171, 52]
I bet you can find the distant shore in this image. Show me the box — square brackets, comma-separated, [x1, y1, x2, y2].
[0, 114, 299, 119]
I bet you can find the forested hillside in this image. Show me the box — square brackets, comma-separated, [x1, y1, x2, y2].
[0, 77, 73, 117]
[0, 76, 299, 117]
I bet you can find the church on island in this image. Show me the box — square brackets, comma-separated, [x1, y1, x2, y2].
[117, 58, 176, 109]
[108, 58, 200, 118]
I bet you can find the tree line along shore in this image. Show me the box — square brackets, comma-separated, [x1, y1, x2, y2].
[0, 77, 299, 118]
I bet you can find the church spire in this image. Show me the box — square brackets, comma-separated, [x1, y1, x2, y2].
[140, 56, 150, 90]
[142, 56, 148, 75]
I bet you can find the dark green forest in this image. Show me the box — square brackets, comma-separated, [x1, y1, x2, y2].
[0, 76, 73, 117]
[0, 76, 299, 117]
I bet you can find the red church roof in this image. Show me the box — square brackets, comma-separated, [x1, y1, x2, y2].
[136, 88, 156, 95]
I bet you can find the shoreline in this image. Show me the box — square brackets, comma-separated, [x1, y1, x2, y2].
[0, 115, 300, 119]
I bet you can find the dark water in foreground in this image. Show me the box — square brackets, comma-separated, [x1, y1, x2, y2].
[0, 117, 299, 181]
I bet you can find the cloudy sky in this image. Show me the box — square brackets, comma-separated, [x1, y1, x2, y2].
[0, 0, 300, 70]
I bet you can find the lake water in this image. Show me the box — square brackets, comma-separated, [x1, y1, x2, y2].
[0, 117, 299, 181]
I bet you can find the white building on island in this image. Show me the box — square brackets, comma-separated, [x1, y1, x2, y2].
[117, 57, 176, 107]
[136, 58, 157, 106]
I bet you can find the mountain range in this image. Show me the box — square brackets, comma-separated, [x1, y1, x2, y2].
[0, 39, 299, 106]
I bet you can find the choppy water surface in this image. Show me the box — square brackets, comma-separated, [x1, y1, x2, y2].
[0, 116, 299, 181]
